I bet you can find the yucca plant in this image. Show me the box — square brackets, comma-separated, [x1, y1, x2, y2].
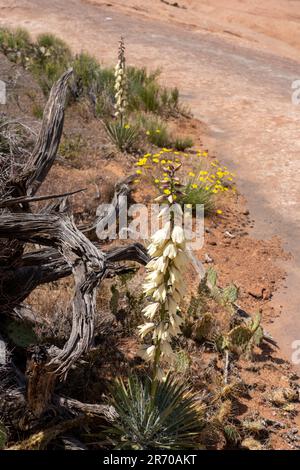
[104, 375, 204, 449]
[104, 121, 139, 152]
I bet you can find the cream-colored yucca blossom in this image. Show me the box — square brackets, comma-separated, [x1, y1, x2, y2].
[114, 37, 127, 120]
[138, 205, 190, 380]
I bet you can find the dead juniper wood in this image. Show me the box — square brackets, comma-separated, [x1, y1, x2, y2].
[0, 69, 148, 425]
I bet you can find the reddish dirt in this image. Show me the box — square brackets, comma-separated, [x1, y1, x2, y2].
[1, 0, 300, 368]
[1, 0, 300, 448]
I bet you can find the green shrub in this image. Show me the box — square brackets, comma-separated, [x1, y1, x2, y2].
[126, 67, 179, 115]
[136, 114, 171, 147]
[29, 33, 72, 94]
[104, 375, 204, 449]
[77, 53, 100, 83]
[104, 121, 139, 152]
[0, 27, 31, 66]
[72, 52, 101, 95]
[181, 182, 215, 216]
[0, 27, 30, 51]
[173, 137, 193, 151]
[160, 86, 180, 115]
[59, 134, 86, 161]
[138, 82, 161, 113]
[126, 66, 160, 112]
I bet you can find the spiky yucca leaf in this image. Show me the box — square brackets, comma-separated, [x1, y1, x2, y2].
[104, 375, 205, 449]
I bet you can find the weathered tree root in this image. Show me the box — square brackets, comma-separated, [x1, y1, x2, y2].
[0, 68, 147, 428]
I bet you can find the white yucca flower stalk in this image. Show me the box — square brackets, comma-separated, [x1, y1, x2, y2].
[114, 37, 127, 123]
[138, 163, 189, 384]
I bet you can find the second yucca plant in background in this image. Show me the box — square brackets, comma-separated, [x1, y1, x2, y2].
[105, 37, 138, 151]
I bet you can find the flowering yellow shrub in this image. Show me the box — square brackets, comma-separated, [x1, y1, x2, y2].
[134, 149, 236, 213]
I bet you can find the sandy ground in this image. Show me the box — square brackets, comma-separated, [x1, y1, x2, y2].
[1, 0, 300, 367]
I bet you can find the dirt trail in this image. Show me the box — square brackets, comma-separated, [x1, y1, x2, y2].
[1, 0, 300, 367]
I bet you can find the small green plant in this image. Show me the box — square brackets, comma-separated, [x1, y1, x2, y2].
[104, 121, 139, 152]
[59, 134, 86, 161]
[104, 375, 204, 449]
[71, 52, 101, 96]
[29, 33, 72, 94]
[136, 114, 171, 147]
[126, 67, 179, 115]
[181, 182, 215, 216]
[173, 137, 193, 151]
[0, 27, 31, 67]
